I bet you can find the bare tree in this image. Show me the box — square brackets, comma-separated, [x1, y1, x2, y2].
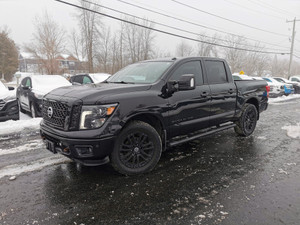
[123, 18, 155, 63]
[69, 29, 83, 61]
[223, 35, 248, 73]
[197, 32, 220, 57]
[175, 40, 194, 57]
[25, 12, 65, 74]
[0, 28, 18, 81]
[76, 0, 102, 73]
[96, 27, 111, 73]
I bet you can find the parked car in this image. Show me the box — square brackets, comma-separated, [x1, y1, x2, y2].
[40, 57, 269, 175]
[274, 77, 300, 94]
[0, 81, 19, 121]
[16, 75, 72, 118]
[263, 77, 294, 95]
[289, 75, 300, 83]
[262, 77, 285, 97]
[232, 74, 254, 80]
[70, 73, 111, 85]
[259, 77, 283, 97]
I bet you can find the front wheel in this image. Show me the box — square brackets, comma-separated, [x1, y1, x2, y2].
[110, 121, 162, 175]
[234, 103, 258, 137]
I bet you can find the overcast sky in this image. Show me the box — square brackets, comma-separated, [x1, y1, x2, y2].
[0, 0, 300, 61]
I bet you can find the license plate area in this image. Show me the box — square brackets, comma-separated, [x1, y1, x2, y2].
[45, 140, 57, 154]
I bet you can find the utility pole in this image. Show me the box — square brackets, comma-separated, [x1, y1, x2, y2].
[287, 18, 300, 79]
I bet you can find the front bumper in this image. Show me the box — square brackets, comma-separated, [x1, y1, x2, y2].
[0, 100, 19, 122]
[40, 122, 116, 165]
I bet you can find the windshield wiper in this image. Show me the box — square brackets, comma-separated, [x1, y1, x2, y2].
[110, 81, 135, 84]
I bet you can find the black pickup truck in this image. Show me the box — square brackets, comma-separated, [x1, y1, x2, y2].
[40, 57, 269, 175]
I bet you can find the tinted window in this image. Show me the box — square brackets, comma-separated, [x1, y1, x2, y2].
[170, 61, 203, 85]
[25, 78, 31, 87]
[21, 78, 27, 86]
[205, 61, 228, 84]
[83, 76, 92, 84]
[73, 76, 83, 84]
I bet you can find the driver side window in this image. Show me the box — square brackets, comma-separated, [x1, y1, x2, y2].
[169, 61, 203, 85]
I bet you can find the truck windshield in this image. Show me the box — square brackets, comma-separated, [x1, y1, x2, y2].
[107, 61, 173, 84]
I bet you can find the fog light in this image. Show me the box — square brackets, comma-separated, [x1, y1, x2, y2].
[75, 146, 93, 157]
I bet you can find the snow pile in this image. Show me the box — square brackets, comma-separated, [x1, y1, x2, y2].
[269, 94, 300, 104]
[0, 155, 71, 179]
[0, 140, 43, 156]
[0, 118, 42, 136]
[282, 123, 300, 139]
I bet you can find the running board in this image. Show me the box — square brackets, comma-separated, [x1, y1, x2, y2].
[168, 123, 236, 147]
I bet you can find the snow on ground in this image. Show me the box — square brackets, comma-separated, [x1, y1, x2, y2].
[0, 117, 42, 136]
[0, 140, 44, 156]
[282, 123, 300, 139]
[268, 94, 300, 104]
[0, 155, 71, 179]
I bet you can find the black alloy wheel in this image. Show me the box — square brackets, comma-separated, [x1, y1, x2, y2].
[110, 121, 162, 175]
[234, 103, 258, 137]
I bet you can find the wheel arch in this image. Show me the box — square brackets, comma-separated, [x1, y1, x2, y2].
[245, 97, 259, 120]
[122, 113, 167, 150]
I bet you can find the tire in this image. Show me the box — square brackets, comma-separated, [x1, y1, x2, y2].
[30, 103, 37, 118]
[110, 121, 162, 175]
[234, 103, 258, 137]
[18, 99, 26, 113]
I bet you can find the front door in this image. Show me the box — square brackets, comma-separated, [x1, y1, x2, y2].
[167, 60, 211, 138]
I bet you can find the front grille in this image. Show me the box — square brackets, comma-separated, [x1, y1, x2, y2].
[0, 100, 5, 110]
[42, 100, 70, 130]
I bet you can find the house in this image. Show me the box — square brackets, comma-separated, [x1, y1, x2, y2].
[19, 53, 88, 75]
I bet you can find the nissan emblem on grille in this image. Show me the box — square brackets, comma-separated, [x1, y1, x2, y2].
[47, 106, 53, 118]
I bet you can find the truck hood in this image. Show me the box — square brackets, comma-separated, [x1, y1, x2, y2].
[45, 83, 151, 103]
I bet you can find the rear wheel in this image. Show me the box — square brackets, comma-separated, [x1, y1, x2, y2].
[234, 103, 258, 137]
[110, 121, 162, 175]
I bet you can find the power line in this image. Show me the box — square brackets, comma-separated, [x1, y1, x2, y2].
[114, 0, 290, 50]
[54, 0, 289, 55]
[248, 0, 300, 18]
[223, 0, 285, 20]
[171, 0, 288, 37]
[83, 0, 288, 52]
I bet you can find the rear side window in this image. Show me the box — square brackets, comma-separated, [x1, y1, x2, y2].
[205, 61, 228, 84]
[291, 78, 300, 82]
[170, 61, 203, 85]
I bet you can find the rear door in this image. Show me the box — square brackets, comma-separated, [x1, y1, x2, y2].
[167, 60, 211, 138]
[203, 60, 237, 126]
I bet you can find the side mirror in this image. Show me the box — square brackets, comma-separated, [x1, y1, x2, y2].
[178, 74, 195, 91]
[8, 86, 15, 91]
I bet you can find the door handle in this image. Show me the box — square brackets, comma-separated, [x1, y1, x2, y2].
[201, 91, 208, 97]
[228, 89, 234, 94]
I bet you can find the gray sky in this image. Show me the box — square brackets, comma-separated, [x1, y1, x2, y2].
[0, 0, 300, 60]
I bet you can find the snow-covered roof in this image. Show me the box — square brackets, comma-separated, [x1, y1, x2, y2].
[19, 52, 36, 60]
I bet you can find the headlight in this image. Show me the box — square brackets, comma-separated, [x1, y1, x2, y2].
[34, 92, 44, 99]
[4, 95, 15, 102]
[79, 104, 118, 130]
